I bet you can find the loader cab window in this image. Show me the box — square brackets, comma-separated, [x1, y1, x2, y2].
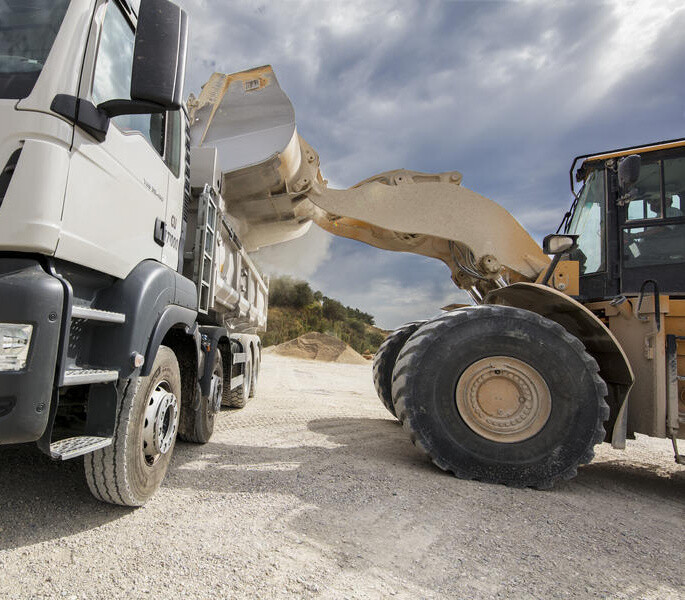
[567, 169, 605, 275]
[92, 1, 165, 155]
[622, 156, 685, 270]
[625, 162, 662, 220]
[663, 156, 685, 217]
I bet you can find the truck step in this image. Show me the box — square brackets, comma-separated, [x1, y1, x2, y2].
[63, 368, 118, 386]
[71, 305, 125, 324]
[49, 436, 112, 460]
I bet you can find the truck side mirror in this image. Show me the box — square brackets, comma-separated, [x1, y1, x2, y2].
[131, 0, 188, 109]
[618, 154, 641, 192]
[98, 0, 188, 118]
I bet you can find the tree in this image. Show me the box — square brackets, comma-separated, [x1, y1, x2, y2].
[348, 318, 366, 335]
[322, 298, 347, 321]
[292, 282, 314, 308]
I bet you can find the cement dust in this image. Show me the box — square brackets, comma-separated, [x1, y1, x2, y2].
[264, 331, 368, 365]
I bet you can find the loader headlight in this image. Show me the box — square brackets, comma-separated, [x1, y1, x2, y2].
[0, 324, 33, 371]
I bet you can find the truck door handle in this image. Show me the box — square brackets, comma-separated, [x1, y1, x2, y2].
[154, 218, 166, 247]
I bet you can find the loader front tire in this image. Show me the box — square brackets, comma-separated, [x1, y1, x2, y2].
[392, 306, 609, 489]
[85, 346, 181, 506]
[372, 321, 425, 419]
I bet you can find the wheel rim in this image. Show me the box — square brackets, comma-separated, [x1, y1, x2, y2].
[142, 380, 179, 465]
[455, 356, 551, 443]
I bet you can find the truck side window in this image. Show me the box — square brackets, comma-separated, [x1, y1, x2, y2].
[165, 110, 183, 178]
[91, 1, 164, 156]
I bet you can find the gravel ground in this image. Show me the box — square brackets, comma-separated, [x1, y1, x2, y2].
[0, 354, 683, 599]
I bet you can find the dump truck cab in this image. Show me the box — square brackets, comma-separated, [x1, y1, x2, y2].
[0, 0, 266, 506]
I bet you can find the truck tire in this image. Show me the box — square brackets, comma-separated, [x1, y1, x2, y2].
[223, 351, 252, 408]
[392, 306, 609, 489]
[179, 349, 223, 444]
[85, 346, 182, 506]
[372, 321, 425, 419]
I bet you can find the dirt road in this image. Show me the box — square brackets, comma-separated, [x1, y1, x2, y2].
[0, 354, 683, 599]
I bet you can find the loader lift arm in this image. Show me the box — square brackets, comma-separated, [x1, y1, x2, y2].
[300, 142, 550, 302]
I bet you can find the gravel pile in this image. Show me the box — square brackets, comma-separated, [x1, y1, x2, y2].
[265, 332, 368, 364]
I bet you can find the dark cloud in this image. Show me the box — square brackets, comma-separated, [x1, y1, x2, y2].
[179, 0, 685, 327]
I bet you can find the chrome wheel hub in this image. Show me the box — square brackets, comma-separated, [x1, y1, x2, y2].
[142, 381, 179, 462]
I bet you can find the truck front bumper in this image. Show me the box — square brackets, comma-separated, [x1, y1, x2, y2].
[0, 257, 63, 444]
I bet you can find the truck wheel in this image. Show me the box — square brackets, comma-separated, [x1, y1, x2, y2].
[372, 321, 425, 419]
[392, 306, 609, 489]
[249, 348, 259, 398]
[179, 349, 223, 444]
[85, 345, 181, 506]
[223, 351, 252, 408]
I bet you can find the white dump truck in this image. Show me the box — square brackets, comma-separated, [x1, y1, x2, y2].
[0, 0, 274, 505]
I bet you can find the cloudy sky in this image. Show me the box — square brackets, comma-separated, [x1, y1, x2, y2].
[177, 0, 685, 329]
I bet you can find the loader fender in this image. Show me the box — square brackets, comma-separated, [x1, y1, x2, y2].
[485, 283, 634, 447]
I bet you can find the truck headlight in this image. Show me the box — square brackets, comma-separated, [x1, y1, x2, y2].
[0, 324, 33, 371]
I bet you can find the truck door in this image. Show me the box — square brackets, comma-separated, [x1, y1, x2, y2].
[160, 109, 186, 273]
[56, 0, 169, 280]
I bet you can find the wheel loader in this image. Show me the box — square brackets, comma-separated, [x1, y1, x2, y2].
[362, 140, 685, 488]
[189, 66, 684, 488]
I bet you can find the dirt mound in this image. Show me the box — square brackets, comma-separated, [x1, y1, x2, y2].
[266, 332, 368, 365]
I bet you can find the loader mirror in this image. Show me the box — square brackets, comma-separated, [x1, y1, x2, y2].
[130, 0, 188, 110]
[618, 154, 641, 192]
[542, 234, 578, 255]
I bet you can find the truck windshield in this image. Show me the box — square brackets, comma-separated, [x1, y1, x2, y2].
[567, 169, 605, 275]
[0, 0, 71, 99]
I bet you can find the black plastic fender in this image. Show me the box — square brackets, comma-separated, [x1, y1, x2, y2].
[141, 305, 198, 377]
[89, 260, 198, 378]
[197, 326, 228, 397]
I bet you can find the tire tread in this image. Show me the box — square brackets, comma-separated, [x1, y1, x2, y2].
[393, 306, 610, 489]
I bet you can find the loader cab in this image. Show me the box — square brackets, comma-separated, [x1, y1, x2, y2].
[564, 139, 685, 301]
